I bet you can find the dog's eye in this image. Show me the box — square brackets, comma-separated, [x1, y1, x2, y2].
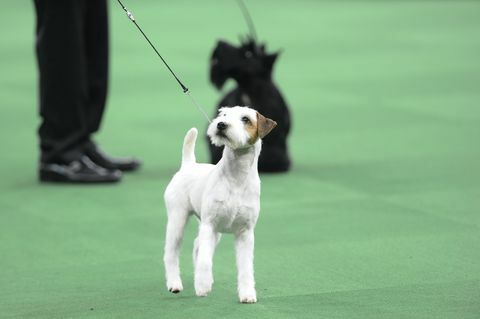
[241, 116, 251, 124]
[244, 51, 253, 58]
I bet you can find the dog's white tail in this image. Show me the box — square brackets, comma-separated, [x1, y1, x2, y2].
[182, 128, 198, 166]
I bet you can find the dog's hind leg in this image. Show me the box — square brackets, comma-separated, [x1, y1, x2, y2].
[194, 223, 220, 297]
[163, 207, 189, 294]
[235, 229, 257, 303]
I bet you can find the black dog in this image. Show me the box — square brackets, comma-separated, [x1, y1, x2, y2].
[208, 39, 291, 172]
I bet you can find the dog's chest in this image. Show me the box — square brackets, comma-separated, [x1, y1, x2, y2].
[205, 183, 260, 233]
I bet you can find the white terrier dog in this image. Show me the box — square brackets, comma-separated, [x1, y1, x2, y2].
[163, 106, 276, 303]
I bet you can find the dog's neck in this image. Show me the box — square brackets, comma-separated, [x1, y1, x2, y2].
[219, 142, 261, 183]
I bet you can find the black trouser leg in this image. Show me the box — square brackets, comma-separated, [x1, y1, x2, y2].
[85, 0, 109, 134]
[34, 0, 109, 163]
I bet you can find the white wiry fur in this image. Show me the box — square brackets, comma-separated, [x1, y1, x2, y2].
[163, 106, 268, 303]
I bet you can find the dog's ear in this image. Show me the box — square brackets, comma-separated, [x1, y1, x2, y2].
[256, 112, 277, 139]
[263, 50, 281, 71]
[210, 58, 228, 90]
[210, 41, 230, 90]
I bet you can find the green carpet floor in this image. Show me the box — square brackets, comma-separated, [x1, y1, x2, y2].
[1, 1, 479, 318]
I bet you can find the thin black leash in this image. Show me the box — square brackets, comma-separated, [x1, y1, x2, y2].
[236, 0, 258, 43]
[116, 0, 211, 123]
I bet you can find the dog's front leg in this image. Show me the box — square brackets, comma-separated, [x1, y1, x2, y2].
[235, 229, 257, 303]
[194, 223, 218, 297]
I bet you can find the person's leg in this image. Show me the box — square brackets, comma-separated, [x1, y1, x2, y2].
[34, 0, 89, 163]
[81, 0, 141, 172]
[84, 0, 109, 135]
[34, 0, 122, 183]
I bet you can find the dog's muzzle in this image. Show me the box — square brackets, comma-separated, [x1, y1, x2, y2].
[217, 122, 227, 131]
[216, 122, 229, 139]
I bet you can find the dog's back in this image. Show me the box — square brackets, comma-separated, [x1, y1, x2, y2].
[165, 128, 214, 214]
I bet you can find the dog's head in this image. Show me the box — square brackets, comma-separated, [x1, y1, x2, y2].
[210, 38, 281, 90]
[207, 106, 277, 149]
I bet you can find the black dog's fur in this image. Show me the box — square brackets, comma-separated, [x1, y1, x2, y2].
[208, 39, 291, 172]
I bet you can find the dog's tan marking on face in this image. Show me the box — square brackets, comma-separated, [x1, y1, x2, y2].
[246, 117, 259, 145]
[256, 112, 277, 139]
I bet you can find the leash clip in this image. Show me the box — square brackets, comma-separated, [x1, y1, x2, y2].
[126, 10, 135, 22]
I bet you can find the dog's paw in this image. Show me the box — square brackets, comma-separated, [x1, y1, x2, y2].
[239, 294, 257, 304]
[166, 278, 183, 294]
[238, 288, 257, 304]
[195, 288, 211, 297]
[195, 279, 213, 297]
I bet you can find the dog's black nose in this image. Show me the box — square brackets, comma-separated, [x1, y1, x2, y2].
[217, 122, 227, 131]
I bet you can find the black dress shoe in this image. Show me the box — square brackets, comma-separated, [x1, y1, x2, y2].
[39, 155, 122, 184]
[84, 141, 141, 172]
